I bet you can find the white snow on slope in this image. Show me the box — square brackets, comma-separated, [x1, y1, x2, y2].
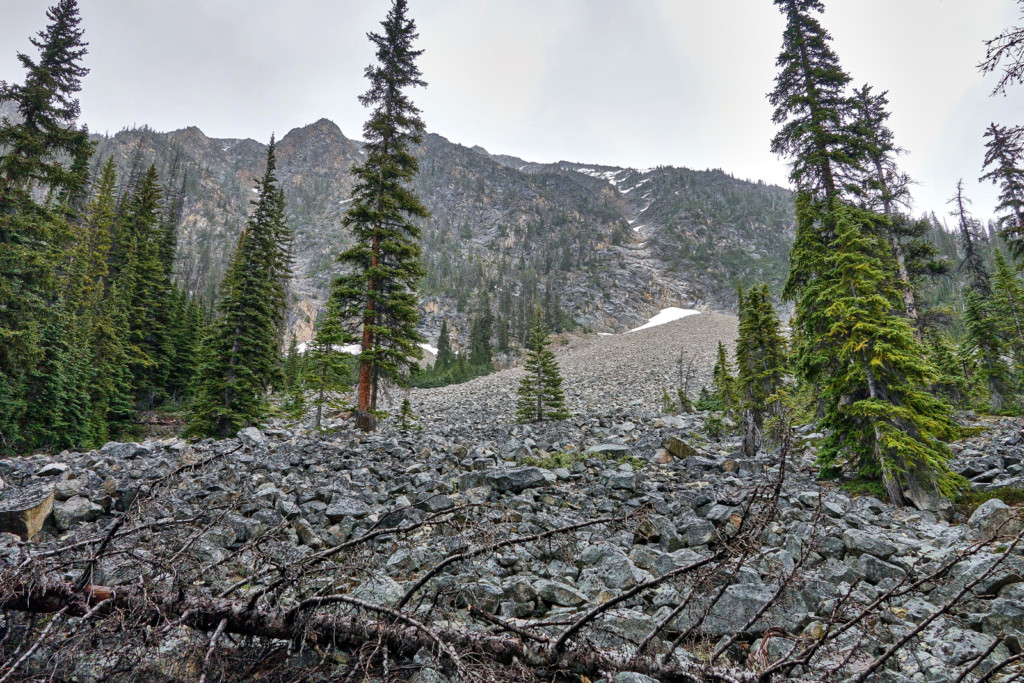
[627, 307, 700, 333]
[295, 342, 362, 354]
[419, 343, 439, 356]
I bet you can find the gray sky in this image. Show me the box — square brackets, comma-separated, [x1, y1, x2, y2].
[3, 0, 1024, 222]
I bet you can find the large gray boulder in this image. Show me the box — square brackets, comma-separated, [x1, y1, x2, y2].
[53, 495, 103, 532]
[535, 579, 588, 607]
[459, 467, 555, 494]
[969, 498, 1023, 539]
[0, 483, 55, 540]
[325, 497, 372, 522]
[843, 528, 897, 560]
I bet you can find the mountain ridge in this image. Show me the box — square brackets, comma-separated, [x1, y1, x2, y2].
[74, 113, 795, 347]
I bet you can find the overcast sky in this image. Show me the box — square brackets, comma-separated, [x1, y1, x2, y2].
[3, 0, 1024, 222]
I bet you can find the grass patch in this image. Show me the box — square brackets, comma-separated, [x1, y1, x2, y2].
[522, 449, 644, 471]
[955, 487, 1024, 516]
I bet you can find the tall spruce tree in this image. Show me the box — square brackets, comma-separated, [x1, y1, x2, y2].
[435, 319, 455, 372]
[188, 140, 291, 437]
[468, 290, 494, 369]
[950, 180, 991, 296]
[333, 0, 429, 431]
[116, 165, 176, 408]
[735, 285, 788, 458]
[805, 207, 960, 502]
[981, 123, 1024, 259]
[850, 85, 922, 328]
[516, 314, 570, 423]
[992, 248, 1024, 360]
[0, 0, 91, 454]
[770, 0, 959, 503]
[769, 0, 860, 208]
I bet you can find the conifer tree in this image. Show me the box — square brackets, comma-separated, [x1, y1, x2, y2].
[435, 319, 455, 372]
[850, 85, 921, 328]
[71, 157, 135, 441]
[0, 0, 91, 453]
[964, 290, 1012, 412]
[468, 290, 494, 369]
[992, 248, 1024, 360]
[926, 332, 971, 407]
[116, 165, 175, 408]
[769, 0, 860, 207]
[950, 181, 991, 296]
[735, 285, 788, 457]
[805, 207, 960, 502]
[304, 298, 354, 430]
[516, 314, 570, 423]
[981, 123, 1024, 259]
[710, 341, 736, 414]
[333, 0, 429, 431]
[188, 140, 291, 437]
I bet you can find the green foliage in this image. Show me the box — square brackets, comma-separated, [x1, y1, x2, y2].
[735, 284, 787, 456]
[964, 289, 1013, 413]
[303, 297, 355, 430]
[0, 0, 98, 454]
[710, 341, 736, 415]
[703, 414, 727, 439]
[769, 0, 859, 201]
[516, 314, 570, 423]
[188, 141, 292, 437]
[695, 387, 724, 412]
[981, 123, 1024, 260]
[799, 206, 961, 500]
[956, 487, 1024, 516]
[333, 0, 428, 429]
[397, 397, 417, 430]
[434, 319, 455, 372]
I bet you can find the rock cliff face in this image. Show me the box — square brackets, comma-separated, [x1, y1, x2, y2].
[81, 119, 795, 344]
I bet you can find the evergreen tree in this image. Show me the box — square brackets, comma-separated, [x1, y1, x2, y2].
[468, 290, 494, 369]
[735, 285, 788, 457]
[710, 341, 736, 414]
[304, 298, 354, 430]
[497, 319, 511, 355]
[981, 122, 1024, 259]
[769, 0, 860, 206]
[333, 0, 429, 431]
[435, 319, 455, 372]
[0, 0, 91, 454]
[515, 314, 570, 423]
[950, 180, 991, 296]
[72, 157, 135, 441]
[188, 140, 292, 437]
[0, 0, 90, 207]
[116, 165, 174, 408]
[964, 289, 1012, 412]
[850, 85, 920, 328]
[992, 248, 1024, 360]
[926, 332, 971, 407]
[805, 206, 960, 502]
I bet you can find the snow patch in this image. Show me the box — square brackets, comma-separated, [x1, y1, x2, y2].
[627, 307, 701, 333]
[597, 332, 613, 336]
[632, 224, 646, 232]
[419, 343, 439, 356]
[296, 342, 361, 355]
[250, 188, 258, 193]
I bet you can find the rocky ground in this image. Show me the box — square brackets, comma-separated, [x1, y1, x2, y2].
[2, 314, 1024, 682]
